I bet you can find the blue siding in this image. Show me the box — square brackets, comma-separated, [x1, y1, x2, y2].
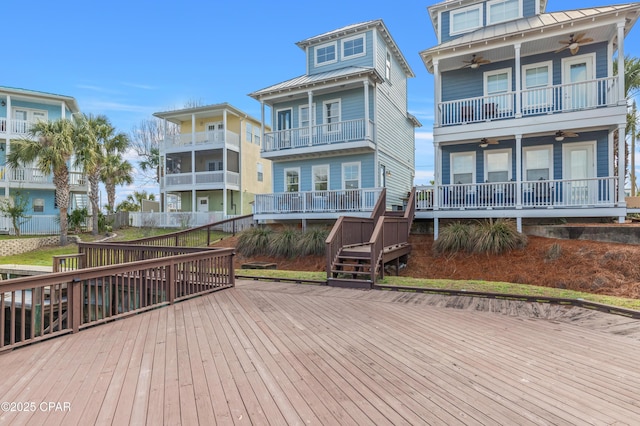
[17, 189, 58, 215]
[308, 30, 374, 76]
[10, 100, 65, 120]
[523, 0, 537, 17]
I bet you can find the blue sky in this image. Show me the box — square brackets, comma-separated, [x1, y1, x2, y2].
[4, 0, 640, 203]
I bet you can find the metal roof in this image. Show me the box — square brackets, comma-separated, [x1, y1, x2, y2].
[0, 86, 80, 113]
[153, 102, 261, 125]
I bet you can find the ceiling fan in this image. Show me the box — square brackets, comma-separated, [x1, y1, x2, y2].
[555, 33, 593, 55]
[461, 54, 491, 69]
[479, 137, 499, 148]
[555, 130, 579, 141]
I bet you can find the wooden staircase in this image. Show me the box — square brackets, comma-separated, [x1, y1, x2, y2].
[326, 189, 416, 289]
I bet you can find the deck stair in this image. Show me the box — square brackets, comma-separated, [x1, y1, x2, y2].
[326, 188, 416, 289]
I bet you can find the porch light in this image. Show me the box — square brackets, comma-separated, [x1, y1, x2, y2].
[479, 141, 489, 148]
[555, 131, 565, 142]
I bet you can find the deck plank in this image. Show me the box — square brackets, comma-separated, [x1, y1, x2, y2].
[0, 280, 638, 425]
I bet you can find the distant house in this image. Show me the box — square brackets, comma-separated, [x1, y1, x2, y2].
[0, 86, 88, 235]
[417, 0, 640, 238]
[250, 19, 420, 228]
[154, 103, 271, 224]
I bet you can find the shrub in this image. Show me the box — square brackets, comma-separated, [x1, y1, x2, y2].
[236, 226, 273, 257]
[471, 219, 527, 254]
[433, 222, 474, 254]
[268, 227, 301, 258]
[297, 226, 330, 256]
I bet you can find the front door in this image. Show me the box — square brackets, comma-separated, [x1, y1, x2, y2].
[197, 196, 209, 212]
[563, 142, 596, 205]
[562, 54, 595, 110]
[276, 109, 292, 148]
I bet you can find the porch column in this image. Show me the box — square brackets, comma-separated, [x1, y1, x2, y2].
[617, 22, 626, 104]
[433, 142, 440, 210]
[191, 114, 196, 146]
[223, 109, 228, 217]
[515, 134, 522, 208]
[307, 90, 313, 146]
[260, 101, 265, 151]
[363, 81, 370, 139]
[433, 60, 440, 127]
[191, 114, 196, 212]
[514, 44, 522, 118]
[192, 189, 196, 212]
[618, 123, 626, 205]
[61, 101, 66, 119]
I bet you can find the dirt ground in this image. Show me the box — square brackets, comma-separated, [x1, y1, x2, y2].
[218, 234, 640, 300]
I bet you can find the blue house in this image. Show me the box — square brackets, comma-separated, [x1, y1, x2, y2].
[417, 0, 640, 238]
[0, 86, 88, 235]
[250, 20, 420, 227]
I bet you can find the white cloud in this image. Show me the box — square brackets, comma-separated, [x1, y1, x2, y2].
[121, 82, 158, 91]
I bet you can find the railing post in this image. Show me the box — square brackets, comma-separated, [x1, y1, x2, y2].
[229, 252, 235, 287]
[69, 279, 82, 333]
[167, 263, 176, 304]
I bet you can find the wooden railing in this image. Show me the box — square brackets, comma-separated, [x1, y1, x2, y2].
[0, 246, 234, 352]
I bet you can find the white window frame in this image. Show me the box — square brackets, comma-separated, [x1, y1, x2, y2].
[257, 162, 264, 182]
[342, 162, 361, 190]
[487, 0, 522, 25]
[484, 148, 512, 182]
[484, 67, 513, 113]
[450, 151, 476, 184]
[522, 61, 553, 109]
[32, 198, 45, 213]
[323, 99, 341, 133]
[245, 122, 253, 143]
[342, 35, 366, 60]
[284, 167, 300, 192]
[312, 164, 329, 191]
[299, 104, 316, 136]
[385, 51, 392, 82]
[523, 145, 554, 182]
[315, 41, 337, 67]
[449, 4, 483, 36]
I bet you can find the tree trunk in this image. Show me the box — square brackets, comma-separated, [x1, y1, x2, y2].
[106, 178, 116, 214]
[54, 169, 70, 246]
[89, 172, 100, 235]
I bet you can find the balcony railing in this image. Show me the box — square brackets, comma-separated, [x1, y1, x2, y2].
[161, 130, 240, 150]
[0, 118, 38, 135]
[415, 177, 618, 210]
[162, 171, 240, 189]
[263, 119, 374, 153]
[438, 77, 619, 126]
[254, 188, 383, 215]
[0, 167, 86, 186]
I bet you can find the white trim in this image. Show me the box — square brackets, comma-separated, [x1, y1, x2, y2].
[561, 53, 596, 110]
[449, 3, 483, 36]
[314, 41, 338, 67]
[484, 148, 512, 182]
[483, 67, 513, 112]
[284, 167, 301, 192]
[523, 144, 554, 181]
[275, 107, 292, 131]
[312, 164, 330, 191]
[522, 60, 553, 108]
[322, 98, 341, 133]
[298, 104, 316, 128]
[562, 141, 596, 180]
[450, 151, 476, 184]
[12, 106, 48, 122]
[341, 34, 366, 60]
[487, 0, 522, 26]
[342, 162, 361, 190]
[561, 53, 596, 84]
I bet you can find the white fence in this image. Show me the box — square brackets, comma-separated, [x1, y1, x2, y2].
[254, 188, 383, 214]
[129, 212, 246, 229]
[0, 214, 60, 236]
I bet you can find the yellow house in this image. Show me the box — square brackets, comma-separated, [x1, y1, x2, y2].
[154, 103, 271, 219]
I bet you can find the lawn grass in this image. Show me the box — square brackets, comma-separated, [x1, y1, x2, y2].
[236, 268, 640, 311]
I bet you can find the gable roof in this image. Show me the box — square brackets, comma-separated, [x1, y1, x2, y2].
[295, 19, 414, 78]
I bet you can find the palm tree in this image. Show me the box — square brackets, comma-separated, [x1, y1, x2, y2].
[7, 118, 78, 245]
[613, 56, 640, 184]
[102, 153, 133, 214]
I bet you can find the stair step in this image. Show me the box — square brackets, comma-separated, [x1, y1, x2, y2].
[331, 270, 371, 277]
[327, 278, 372, 290]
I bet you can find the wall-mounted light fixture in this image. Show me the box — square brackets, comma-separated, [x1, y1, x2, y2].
[386, 170, 392, 177]
[1, 101, 5, 107]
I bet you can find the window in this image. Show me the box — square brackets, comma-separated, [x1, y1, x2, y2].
[257, 162, 264, 182]
[246, 123, 253, 143]
[207, 160, 223, 171]
[487, 0, 521, 25]
[33, 198, 44, 213]
[323, 99, 341, 132]
[253, 128, 261, 146]
[299, 104, 316, 136]
[315, 41, 337, 66]
[451, 152, 475, 184]
[522, 61, 552, 109]
[313, 165, 329, 191]
[450, 4, 482, 35]
[385, 52, 392, 81]
[485, 150, 511, 182]
[484, 68, 512, 113]
[343, 162, 360, 189]
[285, 168, 300, 192]
[343, 35, 365, 59]
[524, 146, 552, 181]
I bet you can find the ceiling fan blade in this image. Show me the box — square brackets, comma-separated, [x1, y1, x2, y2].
[573, 33, 587, 42]
[580, 37, 594, 44]
[478, 59, 491, 64]
[488, 140, 499, 145]
[565, 132, 579, 137]
[555, 45, 569, 53]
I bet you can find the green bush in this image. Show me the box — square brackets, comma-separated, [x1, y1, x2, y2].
[236, 226, 273, 257]
[268, 227, 301, 258]
[433, 222, 474, 254]
[471, 219, 527, 254]
[297, 226, 330, 256]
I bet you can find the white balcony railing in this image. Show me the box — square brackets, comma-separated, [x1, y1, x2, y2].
[438, 77, 618, 126]
[161, 130, 240, 150]
[163, 171, 240, 189]
[0, 118, 39, 135]
[0, 167, 86, 186]
[415, 177, 618, 210]
[263, 119, 374, 153]
[254, 188, 383, 214]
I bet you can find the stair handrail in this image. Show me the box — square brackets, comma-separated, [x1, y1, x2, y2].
[369, 188, 387, 221]
[325, 215, 375, 280]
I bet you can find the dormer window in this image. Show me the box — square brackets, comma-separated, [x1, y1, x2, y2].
[487, 0, 522, 25]
[342, 35, 365, 59]
[450, 4, 483, 36]
[315, 41, 337, 66]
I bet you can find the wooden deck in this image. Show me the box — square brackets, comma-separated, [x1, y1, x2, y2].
[0, 280, 639, 425]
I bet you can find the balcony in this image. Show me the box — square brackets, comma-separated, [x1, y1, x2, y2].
[0, 118, 39, 136]
[262, 119, 375, 158]
[161, 130, 240, 151]
[161, 171, 240, 191]
[437, 77, 619, 127]
[0, 166, 86, 188]
[415, 177, 618, 211]
[254, 188, 383, 216]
